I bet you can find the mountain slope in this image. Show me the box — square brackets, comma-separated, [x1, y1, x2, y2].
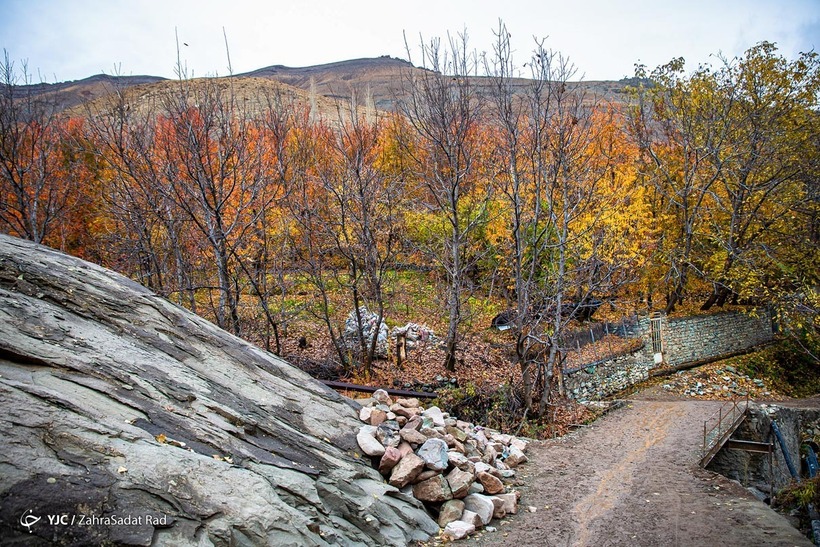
[14, 57, 632, 117]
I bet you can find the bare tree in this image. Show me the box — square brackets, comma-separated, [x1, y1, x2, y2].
[83, 76, 197, 306]
[155, 60, 270, 334]
[485, 21, 541, 411]
[399, 31, 488, 371]
[287, 98, 401, 375]
[488, 27, 629, 415]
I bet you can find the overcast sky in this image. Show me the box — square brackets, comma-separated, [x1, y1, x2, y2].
[1, 0, 818, 83]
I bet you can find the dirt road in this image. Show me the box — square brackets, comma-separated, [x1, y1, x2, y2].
[470, 395, 811, 546]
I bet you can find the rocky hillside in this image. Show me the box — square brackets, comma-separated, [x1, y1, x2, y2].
[0, 234, 437, 545]
[242, 56, 415, 111]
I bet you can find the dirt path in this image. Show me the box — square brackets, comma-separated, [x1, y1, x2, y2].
[470, 395, 811, 546]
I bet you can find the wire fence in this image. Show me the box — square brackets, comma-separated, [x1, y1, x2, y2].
[561, 313, 645, 373]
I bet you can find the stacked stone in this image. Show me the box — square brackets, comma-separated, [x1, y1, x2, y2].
[391, 322, 438, 349]
[355, 389, 529, 541]
[342, 307, 389, 358]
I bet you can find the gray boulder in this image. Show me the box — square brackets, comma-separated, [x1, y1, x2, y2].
[0, 234, 437, 546]
[463, 494, 495, 526]
[417, 438, 449, 471]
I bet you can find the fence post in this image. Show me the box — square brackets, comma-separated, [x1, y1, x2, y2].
[703, 421, 707, 457]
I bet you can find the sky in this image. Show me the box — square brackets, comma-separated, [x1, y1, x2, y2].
[0, 0, 818, 83]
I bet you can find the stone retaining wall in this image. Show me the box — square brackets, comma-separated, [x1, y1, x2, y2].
[565, 310, 773, 402]
[661, 310, 773, 367]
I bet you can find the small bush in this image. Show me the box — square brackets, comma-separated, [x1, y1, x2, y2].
[734, 338, 820, 397]
[775, 476, 820, 510]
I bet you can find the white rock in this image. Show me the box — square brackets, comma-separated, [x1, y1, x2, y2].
[471, 429, 489, 448]
[495, 492, 519, 515]
[490, 432, 513, 445]
[474, 462, 493, 474]
[359, 406, 373, 423]
[356, 427, 385, 457]
[509, 438, 529, 452]
[417, 438, 449, 471]
[443, 520, 475, 540]
[422, 406, 446, 427]
[460, 509, 483, 528]
[372, 388, 392, 406]
[489, 496, 506, 519]
[505, 445, 528, 467]
[463, 493, 494, 525]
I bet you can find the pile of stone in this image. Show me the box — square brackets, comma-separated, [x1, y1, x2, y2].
[392, 322, 438, 349]
[342, 307, 389, 358]
[660, 364, 772, 399]
[355, 389, 529, 540]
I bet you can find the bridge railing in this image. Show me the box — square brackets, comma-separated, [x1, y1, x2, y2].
[701, 394, 749, 467]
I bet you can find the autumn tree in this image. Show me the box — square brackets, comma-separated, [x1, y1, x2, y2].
[698, 44, 820, 311]
[311, 100, 401, 374]
[487, 25, 649, 414]
[0, 51, 75, 245]
[630, 57, 737, 313]
[632, 42, 820, 336]
[154, 72, 272, 335]
[240, 85, 306, 353]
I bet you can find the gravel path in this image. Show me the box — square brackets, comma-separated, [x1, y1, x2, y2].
[469, 395, 811, 546]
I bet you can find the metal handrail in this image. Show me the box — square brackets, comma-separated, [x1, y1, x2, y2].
[701, 394, 749, 467]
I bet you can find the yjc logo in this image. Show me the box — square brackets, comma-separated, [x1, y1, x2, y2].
[20, 509, 41, 533]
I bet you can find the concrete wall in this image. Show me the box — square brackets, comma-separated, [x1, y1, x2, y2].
[565, 310, 773, 402]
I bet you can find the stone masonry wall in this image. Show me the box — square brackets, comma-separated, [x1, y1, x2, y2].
[661, 310, 773, 367]
[565, 310, 773, 402]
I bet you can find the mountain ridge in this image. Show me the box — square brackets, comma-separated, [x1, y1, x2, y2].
[12, 56, 633, 115]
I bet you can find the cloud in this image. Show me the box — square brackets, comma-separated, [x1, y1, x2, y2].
[1, 0, 819, 83]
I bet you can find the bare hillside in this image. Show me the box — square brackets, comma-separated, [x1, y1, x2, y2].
[14, 57, 633, 118]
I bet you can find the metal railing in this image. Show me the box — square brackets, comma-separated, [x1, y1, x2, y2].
[700, 394, 749, 467]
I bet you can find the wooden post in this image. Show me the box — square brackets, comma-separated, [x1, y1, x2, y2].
[395, 331, 407, 368]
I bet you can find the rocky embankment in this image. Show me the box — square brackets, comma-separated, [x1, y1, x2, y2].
[0, 234, 438, 545]
[355, 391, 529, 540]
[659, 363, 775, 399]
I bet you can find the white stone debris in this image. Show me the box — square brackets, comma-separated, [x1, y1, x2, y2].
[354, 397, 531, 540]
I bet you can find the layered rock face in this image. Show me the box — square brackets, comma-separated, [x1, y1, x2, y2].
[0, 234, 437, 546]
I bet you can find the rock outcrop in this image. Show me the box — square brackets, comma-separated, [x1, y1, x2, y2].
[0, 234, 437, 545]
